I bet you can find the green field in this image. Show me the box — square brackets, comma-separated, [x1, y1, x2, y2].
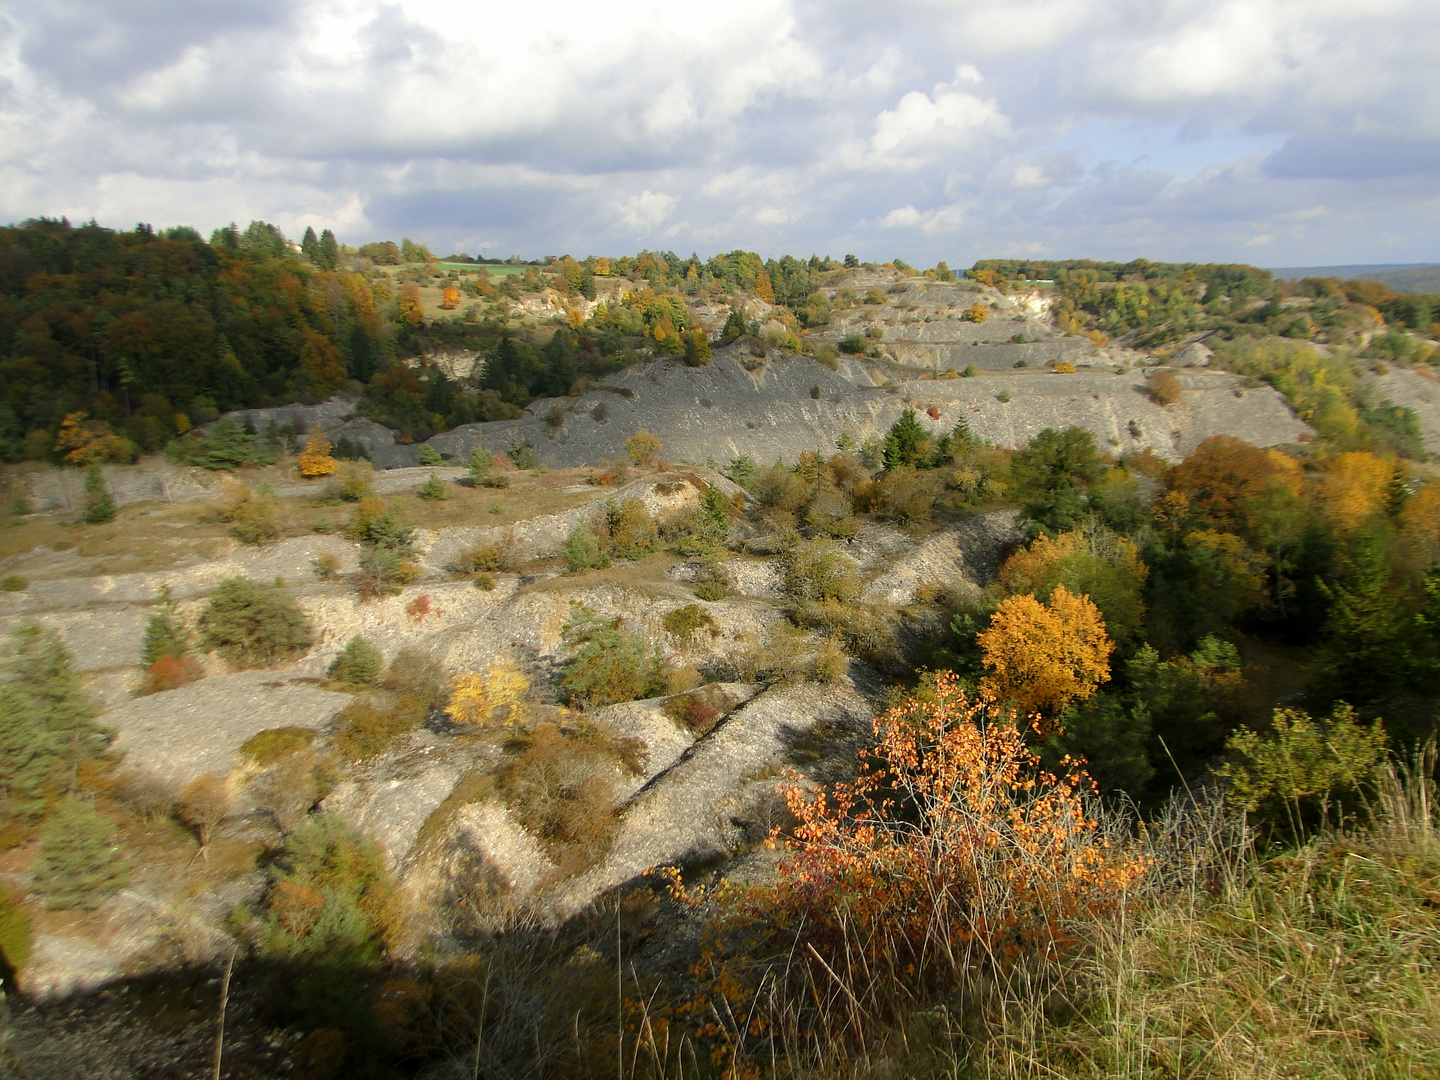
[436, 261, 533, 276]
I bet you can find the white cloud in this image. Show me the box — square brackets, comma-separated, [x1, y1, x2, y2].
[0, 0, 1436, 263]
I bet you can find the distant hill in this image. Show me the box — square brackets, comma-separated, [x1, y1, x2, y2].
[1268, 263, 1440, 294]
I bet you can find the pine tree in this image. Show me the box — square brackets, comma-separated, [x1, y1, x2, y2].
[82, 464, 115, 524]
[329, 636, 383, 685]
[318, 228, 339, 271]
[301, 226, 320, 263]
[31, 797, 132, 910]
[141, 584, 192, 666]
[417, 471, 449, 501]
[0, 627, 112, 817]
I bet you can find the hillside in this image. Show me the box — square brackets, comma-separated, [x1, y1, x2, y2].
[2, 231, 1440, 1078]
[1270, 263, 1440, 295]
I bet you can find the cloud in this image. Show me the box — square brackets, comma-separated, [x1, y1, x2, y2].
[0, 0, 1436, 264]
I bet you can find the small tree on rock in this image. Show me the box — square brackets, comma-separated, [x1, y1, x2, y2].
[298, 425, 338, 478]
[199, 577, 314, 668]
[31, 797, 132, 910]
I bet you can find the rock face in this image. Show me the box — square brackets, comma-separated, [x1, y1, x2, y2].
[105, 670, 353, 788]
[425, 355, 1312, 471]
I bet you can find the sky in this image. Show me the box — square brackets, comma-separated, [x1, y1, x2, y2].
[1, 0, 1438, 267]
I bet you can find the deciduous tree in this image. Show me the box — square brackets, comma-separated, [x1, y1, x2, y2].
[978, 585, 1113, 723]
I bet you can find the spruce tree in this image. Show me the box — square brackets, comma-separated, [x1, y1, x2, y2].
[31, 797, 132, 910]
[82, 464, 115, 524]
[318, 228, 339, 271]
[301, 225, 320, 263]
[0, 627, 112, 817]
[141, 584, 192, 666]
[329, 636, 383, 685]
[417, 471, 449, 501]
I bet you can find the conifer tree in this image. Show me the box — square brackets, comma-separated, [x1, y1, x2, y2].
[82, 464, 115, 524]
[301, 225, 320, 263]
[31, 796, 132, 910]
[318, 228, 339, 271]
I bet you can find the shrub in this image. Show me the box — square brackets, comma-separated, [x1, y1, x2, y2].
[417, 471, 450, 501]
[140, 653, 203, 694]
[564, 522, 611, 572]
[199, 577, 314, 668]
[508, 441, 539, 470]
[784, 540, 860, 603]
[240, 726, 318, 766]
[333, 695, 427, 762]
[1054, 361, 1076, 373]
[333, 461, 375, 502]
[695, 579, 729, 602]
[418, 444, 443, 466]
[313, 551, 340, 579]
[661, 686, 734, 736]
[964, 301, 990, 322]
[560, 603, 666, 708]
[0, 575, 27, 592]
[330, 636, 383, 685]
[445, 660, 530, 730]
[1148, 369, 1183, 406]
[174, 773, 229, 853]
[624, 429, 662, 467]
[789, 599, 899, 667]
[467, 446, 494, 486]
[31, 796, 132, 910]
[345, 498, 414, 550]
[141, 585, 192, 667]
[297, 425, 338, 477]
[751, 464, 808, 512]
[962, 363, 978, 377]
[0, 884, 31, 975]
[220, 483, 281, 545]
[82, 464, 115, 525]
[607, 496, 658, 559]
[662, 603, 717, 639]
[459, 543, 507, 573]
[357, 546, 419, 599]
[867, 465, 939, 524]
[1218, 703, 1387, 840]
[474, 572, 496, 591]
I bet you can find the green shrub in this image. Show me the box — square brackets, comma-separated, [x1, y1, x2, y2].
[220, 484, 281, 544]
[31, 796, 132, 910]
[356, 545, 418, 599]
[695, 580, 729, 602]
[418, 445, 443, 466]
[417, 471, 450, 501]
[199, 577, 314, 668]
[1219, 704, 1387, 840]
[0, 883, 31, 974]
[329, 636, 383, 685]
[509, 441, 539, 470]
[467, 447, 494, 486]
[560, 604, 666, 709]
[345, 498, 414, 550]
[564, 522, 611, 572]
[141, 585, 192, 667]
[240, 726, 318, 766]
[381, 648, 449, 711]
[474, 572, 496, 591]
[663, 604, 717, 639]
[788, 599, 899, 667]
[82, 464, 115, 525]
[784, 540, 861, 603]
[0, 575, 27, 592]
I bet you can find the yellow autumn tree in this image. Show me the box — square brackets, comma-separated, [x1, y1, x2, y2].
[397, 282, 424, 327]
[999, 526, 1148, 645]
[1315, 451, 1392, 535]
[297, 425, 338, 478]
[978, 585, 1112, 725]
[964, 301, 989, 323]
[446, 660, 529, 729]
[754, 273, 776, 304]
[54, 413, 134, 465]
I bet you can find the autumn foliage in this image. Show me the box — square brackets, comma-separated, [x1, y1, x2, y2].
[978, 584, 1113, 722]
[446, 660, 530, 729]
[297, 424, 338, 477]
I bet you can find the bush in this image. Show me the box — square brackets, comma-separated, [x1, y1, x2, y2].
[695, 580, 729, 602]
[607, 496, 658, 559]
[345, 498, 414, 550]
[330, 461, 375, 502]
[199, 577, 314, 668]
[560, 603, 666, 709]
[663, 603, 717, 639]
[564, 522, 611, 572]
[357, 546, 419, 599]
[474, 572, 496, 591]
[297, 425, 338, 478]
[625, 429, 662, 467]
[417, 471, 450, 501]
[333, 695, 427, 762]
[0, 575, 27, 592]
[458, 542, 507, 573]
[140, 654, 203, 694]
[418, 444, 443, 466]
[330, 636, 383, 685]
[141, 585, 192, 667]
[220, 483, 281, 545]
[509, 441, 539, 470]
[313, 551, 340, 579]
[31, 796, 132, 910]
[445, 660, 530, 730]
[1148, 369, 1183, 406]
[240, 726, 318, 766]
[0, 883, 31, 975]
[789, 599, 899, 667]
[784, 540, 861, 603]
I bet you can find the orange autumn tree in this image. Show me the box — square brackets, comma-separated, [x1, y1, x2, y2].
[978, 584, 1112, 723]
[659, 673, 1148, 1069]
[440, 286, 460, 310]
[297, 425, 338, 477]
